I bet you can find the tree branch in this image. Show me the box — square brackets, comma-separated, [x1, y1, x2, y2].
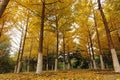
[14, 0, 41, 17]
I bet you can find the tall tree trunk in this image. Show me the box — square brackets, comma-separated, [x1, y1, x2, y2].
[117, 30, 120, 42]
[98, 0, 120, 72]
[62, 33, 66, 70]
[27, 38, 33, 72]
[93, 10, 105, 70]
[46, 47, 49, 71]
[36, 0, 45, 74]
[88, 30, 97, 69]
[67, 45, 70, 70]
[55, 16, 59, 72]
[0, 0, 10, 18]
[0, 19, 5, 37]
[87, 42, 93, 69]
[14, 26, 24, 73]
[17, 16, 29, 73]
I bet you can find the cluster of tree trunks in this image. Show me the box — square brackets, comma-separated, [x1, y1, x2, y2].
[93, 10, 105, 70]
[14, 14, 29, 73]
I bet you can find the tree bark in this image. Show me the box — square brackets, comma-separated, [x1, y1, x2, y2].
[0, 19, 5, 37]
[36, 0, 45, 74]
[62, 33, 66, 70]
[116, 30, 120, 42]
[17, 16, 29, 73]
[100, 54, 105, 69]
[98, 0, 120, 72]
[0, 0, 10, 18]
[46, 47, 49, 70]
[88, 30, 97, 69]
[67, 45, 71, 70]
[87, 42, 93, 69]
[93, 10, 105, 70]
[27, 38, 33, 72]
[54, 16, 59, 72]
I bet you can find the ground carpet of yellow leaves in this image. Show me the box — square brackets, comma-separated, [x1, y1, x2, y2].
[0, 70, 120, 80]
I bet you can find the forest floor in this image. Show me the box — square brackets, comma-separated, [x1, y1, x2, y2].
[0, 69, 120, 80]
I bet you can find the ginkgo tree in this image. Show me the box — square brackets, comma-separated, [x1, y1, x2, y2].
[45, 0, 74, 71]
[97, 0, 120, 72]
[43, 30, 56, 70]
[74, 0, 98, 69]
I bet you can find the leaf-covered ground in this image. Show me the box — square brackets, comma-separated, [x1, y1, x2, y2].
[0, 69, 120, 80]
